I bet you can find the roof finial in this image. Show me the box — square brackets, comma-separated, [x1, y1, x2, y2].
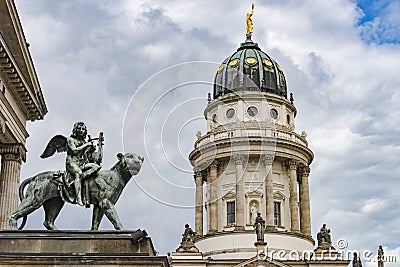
[246, 3, 255, 40]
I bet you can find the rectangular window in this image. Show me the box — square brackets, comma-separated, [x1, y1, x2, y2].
[0, 79, 4, 94]
[274, 202, 281, 226]
[227, 201, 235, 226]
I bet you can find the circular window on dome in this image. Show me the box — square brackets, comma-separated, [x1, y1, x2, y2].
[247, 106, 258, 117]
[246, 57, 257, 65]
[276, 64, 283, 72]
[212, 114, 217, 123]
[226, 108, 235, 119]
[263, 59, 273, 68]
[217, 64, 224, 73]
[229, 59, 238, 67]
[270, 108, 278, 119]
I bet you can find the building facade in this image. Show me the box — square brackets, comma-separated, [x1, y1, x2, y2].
[172, 13, 350, 267]
[0, 0, 47, 229]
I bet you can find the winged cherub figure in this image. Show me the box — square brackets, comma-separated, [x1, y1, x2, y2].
[41, 122, 102, 206]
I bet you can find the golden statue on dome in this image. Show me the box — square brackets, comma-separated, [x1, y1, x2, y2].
[246, 3, 255, 39]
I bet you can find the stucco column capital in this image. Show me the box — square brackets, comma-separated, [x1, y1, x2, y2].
[209, 160, 219, 171]
[0, 143, 26, 163]
[193, 171, 204, 184]
[287, 159, 298, 170]
[262, 154, 274, 166]
[301, 166, 311, 177]
[233, 154, 245, 165]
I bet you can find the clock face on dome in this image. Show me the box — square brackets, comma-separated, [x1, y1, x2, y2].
[247, 106, 258, 117]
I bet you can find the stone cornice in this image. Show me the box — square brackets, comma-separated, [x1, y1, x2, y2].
[0, 115, 5, 134]
[0, 33, 47, 121]
[189, 139, 313, 169]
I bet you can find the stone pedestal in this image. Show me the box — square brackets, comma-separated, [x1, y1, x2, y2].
[314, 242, 342, 261]
[176, 241, 200, 253]
[0, 230, 169, 266]
[171, 252, 204, 267]
[254, 242, 268, 267]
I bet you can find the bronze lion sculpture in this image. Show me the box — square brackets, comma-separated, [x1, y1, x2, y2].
[9, 152, 144, 230]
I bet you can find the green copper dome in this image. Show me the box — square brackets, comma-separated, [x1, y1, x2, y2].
[213, 39, 287, 99]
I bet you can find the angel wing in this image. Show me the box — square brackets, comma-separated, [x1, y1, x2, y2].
[40, 135, 68, 159]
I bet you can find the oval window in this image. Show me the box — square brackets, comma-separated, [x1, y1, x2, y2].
[247, 106, 258, 117]
[226, 108, 235, 119]
[270, 109, 278, 119]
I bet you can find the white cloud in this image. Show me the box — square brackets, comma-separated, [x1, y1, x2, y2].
[361, 198, 388, 213]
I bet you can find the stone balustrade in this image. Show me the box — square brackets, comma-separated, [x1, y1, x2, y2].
[195, 128, 308, 148]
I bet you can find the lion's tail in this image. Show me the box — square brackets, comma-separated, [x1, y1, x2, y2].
[17, 177, 34, 230]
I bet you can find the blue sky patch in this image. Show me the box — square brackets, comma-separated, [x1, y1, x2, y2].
[356, 0, 400, 44]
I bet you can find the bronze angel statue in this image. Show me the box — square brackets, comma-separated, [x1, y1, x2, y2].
[41, 121, 104, 206]
[9, 122, 144, 231]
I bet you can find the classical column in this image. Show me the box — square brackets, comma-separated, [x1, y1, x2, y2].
[194, 171, 204, 236]
[263, 154, 274, 229]
[234, 154, 245, 229]
[299, 166, 311, 236]
[209, 161, 218, 232]
[287, 159, 300, 232]
[0, 144, 25, 229]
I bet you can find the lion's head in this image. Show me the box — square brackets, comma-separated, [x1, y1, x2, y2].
[117, 152, 144, 176]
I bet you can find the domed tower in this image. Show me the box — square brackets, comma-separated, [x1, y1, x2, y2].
[188, 7, 315, 260]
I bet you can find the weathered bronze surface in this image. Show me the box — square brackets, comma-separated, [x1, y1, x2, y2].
[8, 122, 144, 231]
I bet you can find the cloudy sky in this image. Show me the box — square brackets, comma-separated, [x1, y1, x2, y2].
[14, 0, 400, 265]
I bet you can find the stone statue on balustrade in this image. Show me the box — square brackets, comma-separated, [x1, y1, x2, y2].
[317, 224, 331, 244]
[352, 252, 362, 267]
[176, 224, 199, 253]
[378, 245, 384, 267]
[254, 212, 266, 244]
[316, 223, 336, 251]
[9, 121, 144, 231]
